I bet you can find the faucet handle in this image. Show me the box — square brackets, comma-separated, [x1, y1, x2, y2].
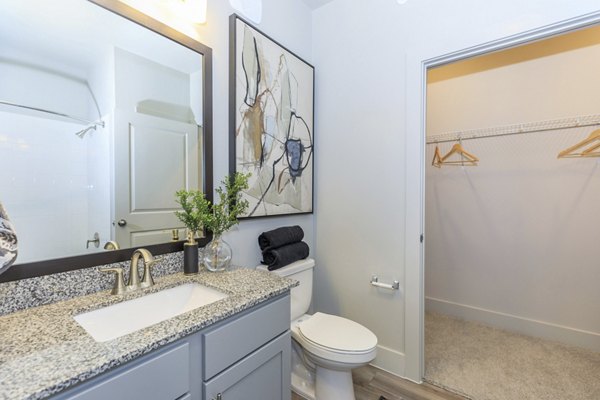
[140, 259, 159, 288]
[100, 267, 126, 295]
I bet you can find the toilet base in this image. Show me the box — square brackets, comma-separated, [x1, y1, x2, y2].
[291, 339, 316, 400]
[291, 371, 315, 400]
[315, 366, 355, 400]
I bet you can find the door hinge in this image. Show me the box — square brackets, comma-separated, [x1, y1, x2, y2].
[420, 234, 424, 243]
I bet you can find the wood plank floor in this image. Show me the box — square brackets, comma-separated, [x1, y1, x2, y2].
[291, 365, 467, 400]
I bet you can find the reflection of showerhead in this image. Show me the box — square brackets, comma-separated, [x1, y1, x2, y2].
[75, 125, 97, 139]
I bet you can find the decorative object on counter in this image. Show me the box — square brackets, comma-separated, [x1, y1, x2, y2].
[175, 173, 250, 272]
[183, 232, 199, 275]
[201, 173, 250, 272]
[230, 14, 314, 219]
[258, 225, 309, 271]
[0, 202, 17, 275]
[175, 190, 204, 274]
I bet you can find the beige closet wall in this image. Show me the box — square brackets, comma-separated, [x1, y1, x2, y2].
[427, 25, 600, 135]
[425, 25, 600, 351]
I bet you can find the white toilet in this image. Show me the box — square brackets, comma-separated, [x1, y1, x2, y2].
[257, 258, 377, 400]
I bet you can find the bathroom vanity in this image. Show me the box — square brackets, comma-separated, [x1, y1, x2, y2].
[0, 269, 295, 400]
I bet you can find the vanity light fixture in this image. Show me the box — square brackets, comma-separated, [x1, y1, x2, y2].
[230, 0, 262, 24]
[123, 0, 207, 24]
[177, 0, 207, 24]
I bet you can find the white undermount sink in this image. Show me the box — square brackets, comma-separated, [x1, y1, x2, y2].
[74, 283, 228, 342]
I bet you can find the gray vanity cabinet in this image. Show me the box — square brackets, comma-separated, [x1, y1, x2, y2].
[51, 339, 200, 400]
[203, 332, 290, 400]
[201, 294, 291, 400]
[51, 294, 290, 400]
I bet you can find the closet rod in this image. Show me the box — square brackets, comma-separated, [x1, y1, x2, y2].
[426, 114, 600, 145]
[0, 100, 105, 128]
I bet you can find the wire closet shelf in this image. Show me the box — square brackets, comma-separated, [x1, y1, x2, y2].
[426, 114, 600, 145]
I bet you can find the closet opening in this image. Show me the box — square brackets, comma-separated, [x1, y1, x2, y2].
[423, 23, 600, 400]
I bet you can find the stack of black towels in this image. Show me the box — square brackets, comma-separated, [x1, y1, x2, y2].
[258, 225, 310, 271]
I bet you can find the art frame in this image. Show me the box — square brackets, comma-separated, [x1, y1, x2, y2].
[229, 14, 315, 219]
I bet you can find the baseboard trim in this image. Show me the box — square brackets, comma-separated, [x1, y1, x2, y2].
[426, 297, 600, 352]
[371, 344, 406, 378]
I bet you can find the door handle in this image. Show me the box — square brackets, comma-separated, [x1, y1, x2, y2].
[116, 219, 127, 227]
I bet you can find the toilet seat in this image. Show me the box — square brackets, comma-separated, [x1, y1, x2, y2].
[299, 312, 377, 353]
[292, 313, 377, 365]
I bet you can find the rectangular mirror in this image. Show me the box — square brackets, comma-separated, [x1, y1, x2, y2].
[0, 0, 213, 282]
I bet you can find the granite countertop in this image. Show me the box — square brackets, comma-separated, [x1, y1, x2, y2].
[0, 268, 296, 400]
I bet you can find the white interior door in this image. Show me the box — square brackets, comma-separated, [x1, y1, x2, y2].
[114, 109, 201, 248]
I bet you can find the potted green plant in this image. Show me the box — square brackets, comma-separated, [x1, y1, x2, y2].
[175, 172, 250, 272]
[175, 190, 204, 274]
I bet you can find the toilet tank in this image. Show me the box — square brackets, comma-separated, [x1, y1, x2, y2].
[257, 258, 315, 321]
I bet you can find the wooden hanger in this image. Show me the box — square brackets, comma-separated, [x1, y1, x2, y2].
[557, 129, 600, 158]
[438, 142, 479, 166]
[432, 145, 443, 168]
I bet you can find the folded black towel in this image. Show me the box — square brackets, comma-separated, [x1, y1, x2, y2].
[258, 225, 304, 251]
[262, 241, 309, 271]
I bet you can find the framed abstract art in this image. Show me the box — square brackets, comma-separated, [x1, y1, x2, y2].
[229, 14, 314, 219]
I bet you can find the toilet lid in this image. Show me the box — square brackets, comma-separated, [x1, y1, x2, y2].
[298, 312, 377, 353]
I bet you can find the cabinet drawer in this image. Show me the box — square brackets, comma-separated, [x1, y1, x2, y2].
[203, 295, 290, 380]
[58, 342, 190, 400]
[204, 332, 291, 400]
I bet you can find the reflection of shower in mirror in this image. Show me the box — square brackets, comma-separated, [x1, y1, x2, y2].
[75, 124, 101, 139]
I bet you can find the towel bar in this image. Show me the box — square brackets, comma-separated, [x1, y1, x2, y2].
[370, 275, 400, 290]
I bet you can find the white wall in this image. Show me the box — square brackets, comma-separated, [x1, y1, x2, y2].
[114, 48, 192, 111]
[311, 0, 407, 375]
[425, 130, 600, 350]
[312, 0, 600, 380]
[118, 0, 315, 267]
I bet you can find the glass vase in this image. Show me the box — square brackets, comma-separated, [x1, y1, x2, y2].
[203, 234, 232, 272]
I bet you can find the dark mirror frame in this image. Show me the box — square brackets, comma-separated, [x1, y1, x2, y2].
[0, 0, 213, 283]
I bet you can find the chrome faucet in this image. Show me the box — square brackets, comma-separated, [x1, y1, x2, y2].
[101, 248, 158, 295]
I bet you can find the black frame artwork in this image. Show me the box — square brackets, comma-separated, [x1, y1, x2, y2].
[229, 14, 315, 219]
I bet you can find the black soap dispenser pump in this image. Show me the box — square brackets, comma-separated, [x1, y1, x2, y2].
[183, 231, 199, 274]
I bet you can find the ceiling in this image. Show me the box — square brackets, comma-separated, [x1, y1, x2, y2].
[302, 0, 335, 10]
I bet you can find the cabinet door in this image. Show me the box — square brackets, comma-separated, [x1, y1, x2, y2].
[204, 332, 291, 400]
[203, 295, 290, 380]
[52, 341, 195, 400]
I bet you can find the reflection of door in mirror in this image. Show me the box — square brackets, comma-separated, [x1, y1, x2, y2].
[112, 49, 203, 248]
[114, 111, 201, 248]
[0, 0, 205, 264]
